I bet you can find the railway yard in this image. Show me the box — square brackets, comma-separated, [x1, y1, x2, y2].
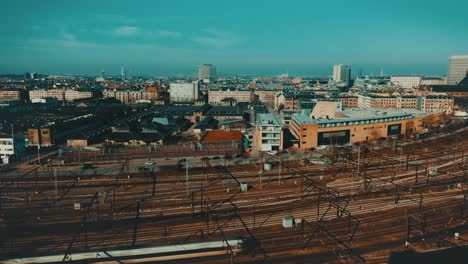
[1, 128, 468, 263]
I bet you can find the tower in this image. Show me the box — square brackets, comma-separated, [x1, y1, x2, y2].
[121, 64, 124, 79]
[198, 64, 216, 80]
[333, 64, 351, 85]
[448, 55, 468, 85]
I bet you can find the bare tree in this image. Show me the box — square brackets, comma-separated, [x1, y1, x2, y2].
[424, 115, 437, 129]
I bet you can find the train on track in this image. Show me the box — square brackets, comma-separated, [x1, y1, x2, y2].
[1, 237, 244, 263]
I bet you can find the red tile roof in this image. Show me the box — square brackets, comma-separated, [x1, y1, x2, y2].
[201, 130, 243, 144]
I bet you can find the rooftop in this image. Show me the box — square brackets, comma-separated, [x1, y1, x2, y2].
[293, 108, 431, 126]
[206, 106, 244, 115]
[257, 113, 281, 126]
[201, 130, 243, 144]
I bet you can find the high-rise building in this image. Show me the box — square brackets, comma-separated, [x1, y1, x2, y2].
[448, 55, 468, 85]
[333, 64, 351, 84]
[198, 64, 216, 80]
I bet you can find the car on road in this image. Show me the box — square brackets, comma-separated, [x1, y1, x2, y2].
[267, 150, 278, 155]
[317, 145, 327, 150]
[145, 160, 156, 166]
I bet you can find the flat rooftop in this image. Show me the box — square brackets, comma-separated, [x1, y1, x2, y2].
[257, 113, 281, 126]
[293, 108, 432, 125]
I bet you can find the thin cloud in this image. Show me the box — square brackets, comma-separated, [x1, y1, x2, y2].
[158, 30, 182, 38]
[113, 26, 140, 36]
[192, 28, 240, 48]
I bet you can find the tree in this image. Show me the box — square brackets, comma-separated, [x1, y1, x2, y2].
[424, 114, 437, 129]
[369, 129, 381, 142]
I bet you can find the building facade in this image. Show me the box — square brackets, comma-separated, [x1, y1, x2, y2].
[357, 94, 453, 114]
[333, 64, 351, 84]
[336, 96, 358, 108]
[198, 64, 216, 80]
[103, 89, 159, 104]
[448, 55, 468, 85]
[208, 88, 254, 105]
[255, 113, 282, 152]
[290, 109, 443, 150]
[29, 89, 93, 101]
[390, 76, 422, 89]
[170, 82, 199, 102]
[254, 90, 276, 106]
[419, 95, 454, 113]
[0, 135, 26, 163]
[0, 90, 22, 100]
[27, 127, 53, 147]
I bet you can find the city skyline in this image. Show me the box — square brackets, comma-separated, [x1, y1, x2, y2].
[2, 0, 468, 76]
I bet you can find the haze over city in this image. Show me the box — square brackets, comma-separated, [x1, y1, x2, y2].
[2, 0, 468, 76]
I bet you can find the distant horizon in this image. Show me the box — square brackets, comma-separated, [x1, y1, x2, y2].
[2, 0, 467, 77]
[0, 63, 451, 78]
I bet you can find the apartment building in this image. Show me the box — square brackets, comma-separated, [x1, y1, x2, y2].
[29, 89, 93, 101]
[0, 90, 22, 100]
[357, 94, 453, 114]
[390, 76, 422, 89]
[103, 89, 159, 104]
[208, 88, 254, 105]
[255, 113, 282, 152]
[170, 82, 199, 102]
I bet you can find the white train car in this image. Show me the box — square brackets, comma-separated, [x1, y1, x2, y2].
[1, 238, 243, 263]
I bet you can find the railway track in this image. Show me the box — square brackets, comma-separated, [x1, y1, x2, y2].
[0, 128, 467, 262]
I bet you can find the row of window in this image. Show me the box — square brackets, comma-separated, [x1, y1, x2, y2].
[0, 147, 14, 151]
[318, 116, 410, 128]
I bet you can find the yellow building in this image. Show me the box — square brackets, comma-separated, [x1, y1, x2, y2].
[290, 108, 442, 149]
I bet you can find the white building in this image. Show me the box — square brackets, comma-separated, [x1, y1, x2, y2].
[448, 55, 468, 85]
[390, 76, 422, 89]
[357, 94, 372, 109]
[420, 78, 447, 86]
[333, 64, 351, 84]
[29, 89, 92, 101]
[64, 90, 93, 101]
[208, 88, 254, 105]
[0, 135, 26, 164]
[103, 89, 159, 104]
[256, 113, 282, 152]
[198, 64, 216, 80]
[170, 82, 199, 102]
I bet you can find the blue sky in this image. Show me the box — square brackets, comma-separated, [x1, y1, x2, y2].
[1, 0, 468, 76]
